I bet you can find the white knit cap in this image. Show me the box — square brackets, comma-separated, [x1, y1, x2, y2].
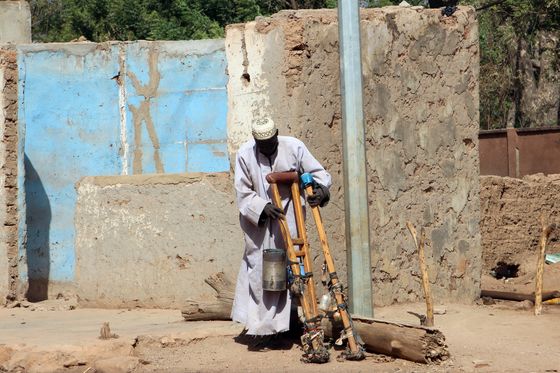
[251, 118, 278, 140]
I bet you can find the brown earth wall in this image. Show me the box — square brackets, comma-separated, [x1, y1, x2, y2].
[480, 174, 560, 275]
[0, 47, 20, 304]
[227, 6, 481, 306]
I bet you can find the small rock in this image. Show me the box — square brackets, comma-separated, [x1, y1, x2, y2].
[94, 356, 140, 373]
[434, 306, 447, 315]
[160, 336, 175, 347]
[473, 359, 491, 368]
[399, 1, 411, 6]
[63, 359, 87, 368]
[6, 301, 20, 309]
[0, 346, 14, 365]
[514, 300, 534, 311]
[482, 296, 495, 305]
[99, 322, 119, 339]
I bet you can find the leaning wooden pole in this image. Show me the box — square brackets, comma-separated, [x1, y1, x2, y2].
[535, 218, 556, 316]
[406, 222, 434, 327]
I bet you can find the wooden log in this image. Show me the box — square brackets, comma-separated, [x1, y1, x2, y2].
[321, 317, 449, 364]
[480, 289, 560, 302]
[181, 272, 234, 321]
[406, 222, 434, 327]
[535, 219, 556, 316]
[181, 272, 450, 364]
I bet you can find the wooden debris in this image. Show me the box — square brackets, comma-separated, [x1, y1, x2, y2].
[480, 289, 560, 302]
[322, 316, 449, 364]
[182, 272, 450, 364]
[181, 272, 235, 321]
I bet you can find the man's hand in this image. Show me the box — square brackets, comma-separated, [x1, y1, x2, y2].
[263, 203, 285, 220]
[307, 184, 330, 207]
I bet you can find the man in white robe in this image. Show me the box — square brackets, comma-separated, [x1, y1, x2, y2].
[231, 118, 332, 337]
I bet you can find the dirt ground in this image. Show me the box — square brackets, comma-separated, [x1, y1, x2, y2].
[1, 300, 559, 373]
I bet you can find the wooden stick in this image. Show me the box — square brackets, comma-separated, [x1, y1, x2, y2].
[535, 218, 556, 316]
[406, 222, 434, 327]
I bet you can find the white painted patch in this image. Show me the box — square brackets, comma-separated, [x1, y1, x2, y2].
[118, 46, 129, 175]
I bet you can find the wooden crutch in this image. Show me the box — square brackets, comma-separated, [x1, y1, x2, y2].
[300, 173, 365, 360]
[266, 172, 329, 364]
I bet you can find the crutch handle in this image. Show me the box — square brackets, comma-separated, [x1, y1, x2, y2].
[266, 171, 299, 185]
[300, 172, 315, 188]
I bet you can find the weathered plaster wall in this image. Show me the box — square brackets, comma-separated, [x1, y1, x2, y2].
[16, 40, 229, 299]
[0, 1, 31, 44]
[75, 173, 242, 308]
[227, 7, 481, 306]
[480, 174, 560, 274]
[0, 47, 22, 304]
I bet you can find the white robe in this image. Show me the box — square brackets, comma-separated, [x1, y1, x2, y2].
[231, 136, 332, 335]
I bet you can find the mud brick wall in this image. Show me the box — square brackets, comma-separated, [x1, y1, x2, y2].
[480, 175, 560, 274]
[0, 47, 21, 304]
[227, 7, 481, 306]
[74, 173, 243, 308]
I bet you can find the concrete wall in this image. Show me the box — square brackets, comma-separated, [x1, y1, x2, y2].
[0, 47, 21, 304]
[227, 7, 481, 306]
[16, 40, 229, 299]
[480, 174, 560, 274]
[75, 173, 242, 308]
[0, 1, 31, 44]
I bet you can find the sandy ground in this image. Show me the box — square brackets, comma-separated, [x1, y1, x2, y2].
[1, 301, 559, 373]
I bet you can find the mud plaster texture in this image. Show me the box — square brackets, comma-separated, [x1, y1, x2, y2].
[0, 1, 31, 44]
[480, 174, 560, 276]
[0, 47, 20, 304]
[226, 7, 481, 306]
[74, 173, 243, 308]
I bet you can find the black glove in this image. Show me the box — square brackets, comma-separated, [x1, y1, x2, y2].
[262, 203, 284, 220]
[307, 184, 330, 207]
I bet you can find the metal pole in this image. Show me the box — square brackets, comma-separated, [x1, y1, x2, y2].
[337, 0, 373, 317]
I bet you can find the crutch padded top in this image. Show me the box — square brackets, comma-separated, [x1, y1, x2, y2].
[266, 171, 299, 184]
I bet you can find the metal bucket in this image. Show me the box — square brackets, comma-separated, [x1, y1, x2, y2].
[262, 248, 287, 291]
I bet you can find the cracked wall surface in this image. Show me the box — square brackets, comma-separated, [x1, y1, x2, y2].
[75, 173, 242, 308]
[227, 7, 481, 306]
[0, 47, 21, 304]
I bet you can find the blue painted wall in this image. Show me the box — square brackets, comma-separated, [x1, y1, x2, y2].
[17, 41, 229, 291]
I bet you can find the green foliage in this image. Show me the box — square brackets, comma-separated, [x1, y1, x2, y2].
[30, 0, 260, 41]
[29, 0, 560, 128]
[467, 0, 560, 128]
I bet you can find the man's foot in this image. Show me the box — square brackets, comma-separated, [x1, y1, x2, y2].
[248, 335, 274, 352]
[247, 334, 293, 352]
